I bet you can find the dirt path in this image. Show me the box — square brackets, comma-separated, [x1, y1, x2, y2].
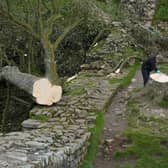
[93, 71, 143, 168]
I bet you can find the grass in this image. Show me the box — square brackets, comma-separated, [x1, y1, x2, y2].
[109, 63, 140, 86]
[113, 82, 168, 168]
[158, 63, 168, 73]
[65, 87, 86, 97]
[30, 114, 49, 122]
[154, 0, 168, 22]
[80, 111, 104, 168]
[114, 131, 168, 168]
[159, 100, 168, 108]
[158, 64, 168, 108]
[95, 0, 122, 20]
[64, 72, 97, 97]
[120, 64, 140, 88]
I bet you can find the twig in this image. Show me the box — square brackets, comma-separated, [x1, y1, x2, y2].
[1, 82, 10, 135]
[11, 96, 31, 107]
[118, 56, 142, 72]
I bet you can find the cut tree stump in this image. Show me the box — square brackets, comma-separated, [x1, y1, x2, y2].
[150, 73, 168, 83]
[0, 66, 62, 105]
[143, 79, 168, 105]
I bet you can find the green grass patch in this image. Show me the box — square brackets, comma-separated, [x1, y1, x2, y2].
[30, 114, 49, 122]
[114, 131, 168, 168]
[114, 82, 168, 168]
[154, 0, 168, 22]
[120, 64, 140, 88]
[65, 87, 86, 97]
[158, 64, 168, 73]
[109, 63, 140, 86]
[80, 111, 104, 168]
[95, 0, 122, 20]
[159, 100, 168, 108]
[78, 72, 97, 79]
[109, 78, 121, 85]
[110, 28, 123, 39]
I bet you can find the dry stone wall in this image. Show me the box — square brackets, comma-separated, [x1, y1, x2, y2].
[121, 0, 157, 27]
[0, 21, 133, 167]
[0, 70, 122, 167]
[0, 0, 159, 167]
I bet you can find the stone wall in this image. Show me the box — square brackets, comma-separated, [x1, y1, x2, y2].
[121, 0, 157, 27]
[157, 21, 168, 35]
[0, 20, 136, 167]
[0, 72, 122, 167]
[0, 0, 159, 167]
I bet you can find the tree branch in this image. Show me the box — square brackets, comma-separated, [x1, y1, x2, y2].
[0, 6, 40, 40]
[44, 14, 62, 38]
[1, 82, 10, 134]
[5, 0, 10, 12]
[53, 19, 82, 50]
[88, 28, 111, 52]
[11, 96, 31, 107]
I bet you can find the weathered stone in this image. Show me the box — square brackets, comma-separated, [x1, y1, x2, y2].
[0, 160, 8, 167]
[25, 141, 48, 150]
[22, 119, 44, 129]
[6, 151, 28, 162]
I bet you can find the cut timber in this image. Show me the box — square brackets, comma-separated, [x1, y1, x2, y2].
[150, 72, 168, 83]
[33, 79, 62, 105]
[0, 66, 62, 105]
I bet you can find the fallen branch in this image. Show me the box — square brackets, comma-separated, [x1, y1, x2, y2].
[114, 56, 142, 73]
[11, 96, 31, 107]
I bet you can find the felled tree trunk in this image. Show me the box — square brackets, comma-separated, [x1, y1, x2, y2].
[0, 66, 62, 106]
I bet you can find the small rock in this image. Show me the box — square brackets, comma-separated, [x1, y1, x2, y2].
[115, 110, 123, 115]
[105, 139, 114, 144]
[160, 113, 166, 118]
[22, 119, 44, 129]
[25, 141, 48, 150]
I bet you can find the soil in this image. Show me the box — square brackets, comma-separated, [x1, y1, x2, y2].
[93, 71, 143, 168]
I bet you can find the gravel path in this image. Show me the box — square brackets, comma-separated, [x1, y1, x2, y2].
[93, 71, 143, 168]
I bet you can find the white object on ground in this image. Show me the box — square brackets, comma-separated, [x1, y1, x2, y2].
[115, 68, 120, 74]
[150, 72, 168, 83]
[132, 78, 136, 82]
[33, 78, 62, 105]
[66, 74, 78, 82]
[93, 43, 98, 47]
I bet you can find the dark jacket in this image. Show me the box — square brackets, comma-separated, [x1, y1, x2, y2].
[142, 56, 158, 72]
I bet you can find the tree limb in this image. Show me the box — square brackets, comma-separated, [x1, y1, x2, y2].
[11, 96, 31, 107]
[44, 14, 62, 38]
[53, 19, 82, 50]
[1, 82, 10, 134]
[116, 56, 142, 73]
[0, 6, 40, 40]
[88, 28, 111, 52]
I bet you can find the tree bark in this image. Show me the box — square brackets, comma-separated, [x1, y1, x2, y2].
[0, 66, 62, 105]
[0, 66, 37, 94]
